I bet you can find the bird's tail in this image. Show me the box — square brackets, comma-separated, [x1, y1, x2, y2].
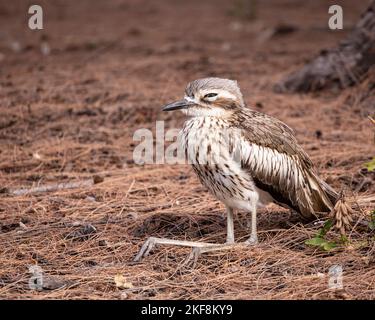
[305, 170, 339, 218]
[316, 175, 339, 207]
[305, 171, 375, 233]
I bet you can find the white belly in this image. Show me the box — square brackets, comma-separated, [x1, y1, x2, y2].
[181, 117, 274, 212]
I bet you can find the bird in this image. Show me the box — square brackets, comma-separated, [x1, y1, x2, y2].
[134, 77, 338, 262]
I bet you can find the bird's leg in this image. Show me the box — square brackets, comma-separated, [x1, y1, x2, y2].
[134, 207, 238, 263]
[246, 216, 252, 232]
[183, 206, 239, 266]
[226, 206, 235, 244]
[133, 237, 233, 262]
[245, 204, 258, 245]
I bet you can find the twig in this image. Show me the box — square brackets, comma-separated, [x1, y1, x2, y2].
[11, 179, 94, 196]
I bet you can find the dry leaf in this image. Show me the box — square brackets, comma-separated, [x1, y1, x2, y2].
[114, 274, 133, 289]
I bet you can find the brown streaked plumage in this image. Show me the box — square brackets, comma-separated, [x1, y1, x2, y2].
[134, 77, 338, 263]
[233, 109, 338, 219]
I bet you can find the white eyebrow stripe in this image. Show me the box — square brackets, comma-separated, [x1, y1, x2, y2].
[184, 89, 238, 104]
[200, 89, 237, 101]
[216, 91, 237, 100]
[184, 96, 197, 103]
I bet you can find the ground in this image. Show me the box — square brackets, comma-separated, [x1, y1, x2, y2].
[0, 0, 374, 299]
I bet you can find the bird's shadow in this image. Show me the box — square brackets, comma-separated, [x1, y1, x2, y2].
[132, 208, 305, 244]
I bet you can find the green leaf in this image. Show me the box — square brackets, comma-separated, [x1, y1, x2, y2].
[305, 237, 325, 246]
[369, 210, 375, 230]
[305, 237, 337, 251]
[318, 219, 333, 238]
[365, 158, 375, 172]
[340, 234, 348, 244]
[306, 219, 343, 251]
[322, 241, 337, 251]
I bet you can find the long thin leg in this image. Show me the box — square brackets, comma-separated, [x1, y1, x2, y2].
[134, 206, 236, 262]
[133, 237, 235, 262]
[245, 204, 258, 245]
[226, 206, 235, 244]
[246, 216, 252, 232]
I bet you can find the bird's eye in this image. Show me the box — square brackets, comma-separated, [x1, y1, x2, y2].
[204, 93, 218, 100]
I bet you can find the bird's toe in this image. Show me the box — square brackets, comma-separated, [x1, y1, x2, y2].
[245, 235, 258, 245]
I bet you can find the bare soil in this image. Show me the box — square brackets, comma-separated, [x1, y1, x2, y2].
[0, 0, 374, 299]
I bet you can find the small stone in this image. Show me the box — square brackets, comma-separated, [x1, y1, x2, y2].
[93, 175, 104, 184]
[315, 130, 323, 139]
[98, 239, 109, 247]
[67, 223, 97, 241]
[0, 187, 9, 194]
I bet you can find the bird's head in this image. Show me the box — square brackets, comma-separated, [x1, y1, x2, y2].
[162, 77, 245, 117]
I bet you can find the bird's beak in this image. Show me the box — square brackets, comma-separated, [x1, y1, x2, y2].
[162, 99, 195, 112]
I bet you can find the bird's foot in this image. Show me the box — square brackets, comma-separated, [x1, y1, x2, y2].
[245, 234, 258, 245]
[133, 237, 158, 262]
[133, 236, 240, 266]
[183, 247, 203, 268]
[133, 237, 227, 263]
[182, 243, 238, 268]
[226, 237, 235, 245]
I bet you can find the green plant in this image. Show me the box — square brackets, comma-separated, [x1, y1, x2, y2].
[365, 157, 375, 172]
[369, 210, 375, 230]
[305, 220, 337, 251]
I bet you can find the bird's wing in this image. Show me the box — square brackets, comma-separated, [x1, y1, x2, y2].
[232, 110, 337, 220]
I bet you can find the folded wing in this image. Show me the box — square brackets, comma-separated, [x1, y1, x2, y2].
[234, 110, 338, 220]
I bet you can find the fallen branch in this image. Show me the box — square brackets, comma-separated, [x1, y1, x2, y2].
[12, 179, 94, 196]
